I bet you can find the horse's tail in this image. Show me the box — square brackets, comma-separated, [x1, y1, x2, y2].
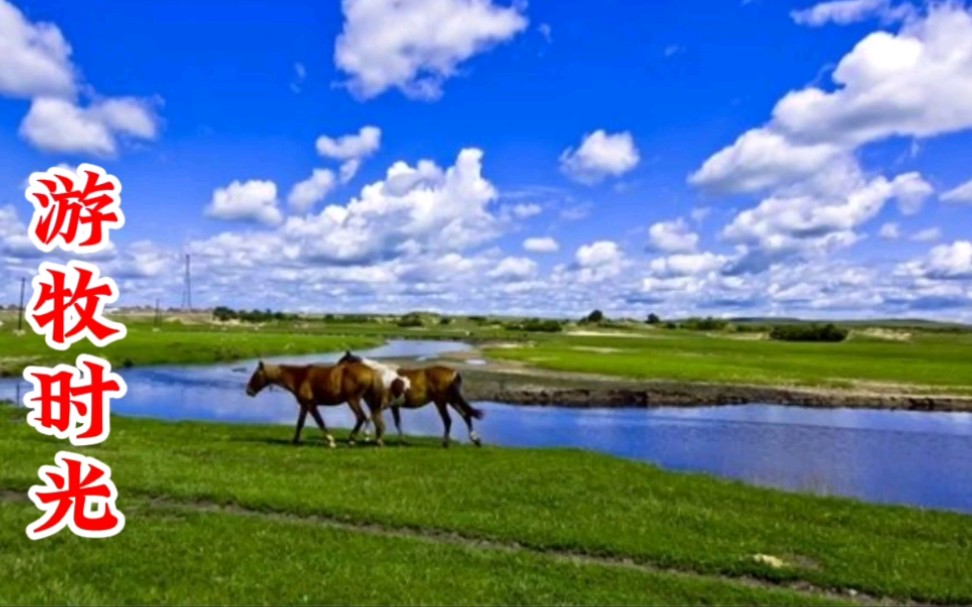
[449, 371, 484, 420]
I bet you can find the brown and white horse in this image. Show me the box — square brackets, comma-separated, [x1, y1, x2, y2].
[245, 360, 388, 447]
[338, 351, 484, 448]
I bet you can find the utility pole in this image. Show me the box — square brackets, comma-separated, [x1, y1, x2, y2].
[182, 253, 192, 311]
[17, 277, 26, 332]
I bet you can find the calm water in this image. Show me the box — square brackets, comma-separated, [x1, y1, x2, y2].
[3, 339, 971, 514]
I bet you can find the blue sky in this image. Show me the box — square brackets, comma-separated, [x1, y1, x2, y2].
[1, 0, 971, 320]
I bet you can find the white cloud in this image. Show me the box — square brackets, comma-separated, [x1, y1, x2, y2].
[487, 256, 537, 281]
[897, 241, 972, 279]
[206, 180, 283, 226]
[523, 237, 559, 253]
[197, 148, 501, 268]
[315, 126, 382, 183]
[941, 177, 972, 203]
[722, 169, 932, 270]
[559, 130, 640, 185]
[0, 1, 162, 156]
[879, 222, 901, 239]
[689, 128, 843, 195]
[18, 96, 159, 156]
[288, 169, 337, 213]
[691, 6, 972, 196]
[648, 218, 699, 253]
[316, 125, 382, 160]
[648, 252, 727, 278]
[333, 0, 528, 100]
[790, 0, 910, 27]
[910, 227, 942, 242]
[0, 0, 75, 99]
[572, 240, 626, 282]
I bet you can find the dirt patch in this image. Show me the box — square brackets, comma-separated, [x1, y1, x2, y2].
[571, 346, 623, 354]
[857, 328, 912, 342]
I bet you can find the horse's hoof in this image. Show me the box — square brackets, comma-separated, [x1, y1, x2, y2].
[291, 439, 301, 446]
[472, 439, 483, 447]
[442, 441, 451, 449]
[347, 439, 356, 447]
[376, 440, 385, 448]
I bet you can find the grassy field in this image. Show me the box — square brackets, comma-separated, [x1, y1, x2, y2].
[0, 316, 382, 377]
[481, 327, 972, 393]
[2, 407, 970, 605]
[2, 311, 970, 395]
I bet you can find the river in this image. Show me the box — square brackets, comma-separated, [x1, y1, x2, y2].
[3, 339, 970, 514]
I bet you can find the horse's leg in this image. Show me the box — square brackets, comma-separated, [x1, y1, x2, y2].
[305, 402, 336, 448]
[370, 405, 387, 447]
[434, 400, 452, 448]
[346, 397, 367, 446]
[392, 406, 407, 445]
[292, 406, 308, 445]
[448, 401, 482, 447]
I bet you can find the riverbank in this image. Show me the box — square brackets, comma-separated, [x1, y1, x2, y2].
[459, 367, 972, 412]
[2, 404, 970, 605]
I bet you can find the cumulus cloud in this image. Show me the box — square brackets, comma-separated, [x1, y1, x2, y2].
[523, 237, 559, 253]
[648, 252, 727, 278]
[0, 205, 39, 258]
[571, 240, 626, 282]
[722, 169, 932, 271]
[897, 240, 972, 279]
[288, 169, 337, 213]
[205, 180, 283, 226]
[19, 96, 159, 156]
[0, 0, 75, 98]
[647, 218, 699, 253]
[333, 0, 528, 100]
[691, 5, 972, 196]
[487, 256, 537, 281]
[316, 125, 382, 183]
[0, 1, 162, 156]
[559, 130, 640, 185]
[941, 177, 972, 203]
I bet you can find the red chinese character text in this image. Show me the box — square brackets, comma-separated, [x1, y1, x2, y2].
[25, 260, 126, 350]
[25, 163, 124, 254]
[27, 451, 126, 541]
[23, 355, 127, 447]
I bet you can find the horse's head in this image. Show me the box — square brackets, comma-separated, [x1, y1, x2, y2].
[338, 350, 362, 365]
[245, 361, 270, 397]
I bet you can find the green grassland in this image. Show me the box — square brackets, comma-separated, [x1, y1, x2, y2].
[3, 407, 972, 605]
[481, 328, 972, 393]
[2, 310, 971, 396]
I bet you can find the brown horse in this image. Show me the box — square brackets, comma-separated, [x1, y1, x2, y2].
[338, 351, 484, 448]
[245, 360, 388, 447]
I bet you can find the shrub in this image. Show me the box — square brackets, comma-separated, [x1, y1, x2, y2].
[769, 323, 849, 342]
[504, 319, 563, 332]
[646, 313, 661, 325]
[681, 316, 729, 331]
